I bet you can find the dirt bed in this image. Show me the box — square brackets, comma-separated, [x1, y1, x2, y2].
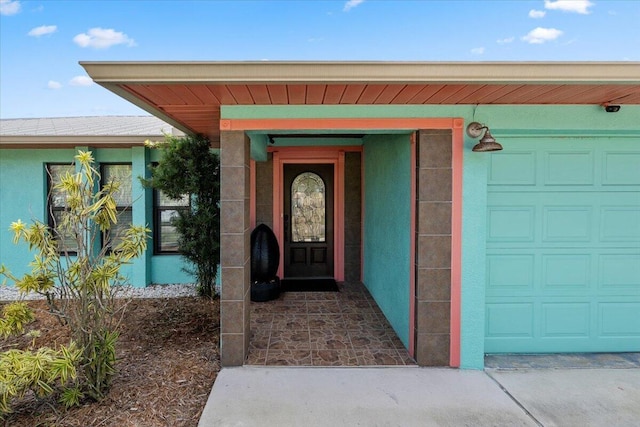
[1, 297, 220, 427]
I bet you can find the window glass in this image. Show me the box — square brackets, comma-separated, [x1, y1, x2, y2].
[154, 190, 190, 254]
[102, 164, 133, 249]
[109, 208, 132, 249]
[291, 172, 326, 242]
[103, 164, 132, 206]
[159, 210, 181, 252]
[158, 191, 190, 207]
[46, 164, 77, 253]
[48, 164, 74, 207]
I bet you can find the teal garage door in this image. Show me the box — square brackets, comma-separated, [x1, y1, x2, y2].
[485, 139, 640, 353]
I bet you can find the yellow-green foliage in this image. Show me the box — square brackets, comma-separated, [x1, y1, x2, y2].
[0, 150, 149, 415]
[0, 345, 81, 415]
[0, 302, 34, 339]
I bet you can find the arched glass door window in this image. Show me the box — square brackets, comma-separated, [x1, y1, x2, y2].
[291, 172, 326, 242]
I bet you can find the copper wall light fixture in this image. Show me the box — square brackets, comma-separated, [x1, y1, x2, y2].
[466, 122, 503, 152]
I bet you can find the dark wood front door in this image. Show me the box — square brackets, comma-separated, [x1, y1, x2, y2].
[283, 164, 334, 278]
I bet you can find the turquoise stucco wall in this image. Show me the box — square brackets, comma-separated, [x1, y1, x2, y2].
[362, 134, 412, 346]
[0, 148, 76, 278]
[0, 147, 192, 287]
[362, 134, 412, 347]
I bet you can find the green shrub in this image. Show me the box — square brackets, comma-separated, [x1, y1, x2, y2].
[143, 135, 220, 297]
[0, 150, 149, 416]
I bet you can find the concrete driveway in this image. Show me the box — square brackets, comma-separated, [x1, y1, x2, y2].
[198, 365, 640, 427]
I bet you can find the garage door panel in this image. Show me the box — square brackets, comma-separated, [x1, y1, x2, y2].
[486, 303, 534, 337]
[488, 151, 536, 185]
[486, 139, 640, 353]
[602, 152, 640, 185]
[600, 207, 640, 241]
[487, 206, 535, 242]
[544, 151, 594, 185]
[599, 303, 640, 336]
[541, 303, 591, 338]
[599, 254, 640, 290]
[543, 206, 592, 242]
[486, 254, 535, 296]
[542, 254, 591, 292]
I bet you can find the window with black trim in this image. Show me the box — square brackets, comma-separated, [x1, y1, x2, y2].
[46, 163, 77, 253]
[154, 190, 190, 254]
[101, 163, 133, 250]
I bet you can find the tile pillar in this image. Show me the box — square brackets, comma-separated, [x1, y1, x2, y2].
[415, 130, 453, 366]
[220, 131, 251, 366]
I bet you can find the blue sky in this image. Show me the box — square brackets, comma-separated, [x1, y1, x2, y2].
[1, 0, 638, 118]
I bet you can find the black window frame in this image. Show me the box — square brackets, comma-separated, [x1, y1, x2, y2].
[100, 163, 133, 252]
[153, 188, 191, 255]
[46, 163, 78, 254]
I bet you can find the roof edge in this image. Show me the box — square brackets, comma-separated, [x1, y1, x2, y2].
[0, 135, 163, 148]
[80, 61, 640, 85]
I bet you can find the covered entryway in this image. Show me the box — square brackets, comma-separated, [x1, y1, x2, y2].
[485, 139, 640, 353]
[249, 125, 462, 367]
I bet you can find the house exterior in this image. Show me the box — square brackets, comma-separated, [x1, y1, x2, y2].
[0, 116, 193, 287]
[3, 62, 639, 369]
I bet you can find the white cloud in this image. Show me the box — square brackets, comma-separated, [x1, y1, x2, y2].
[529, 9, 546, 18]
[343, 0, 364, 12]
[471, 47, 485, 55]
[0, 0, 20, 15]
[47, 80, 62, 89]
[544, 0, 593, 14]
[28, 25, 57, 37]
[522, 27, 563, 44]
[69, 75, 94, 86]
[73, 27, 136, 49]
[497, 37, 515, 44]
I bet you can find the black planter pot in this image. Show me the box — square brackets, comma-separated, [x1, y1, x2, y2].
[250, 224, 281, 302]
[251, 277, 280, 302]
[250, 224, 280, 283]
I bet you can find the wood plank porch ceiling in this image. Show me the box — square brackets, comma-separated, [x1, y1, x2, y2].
[81, 62, 640, 145]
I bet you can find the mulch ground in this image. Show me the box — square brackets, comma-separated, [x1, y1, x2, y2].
[1, 297, 221, 427]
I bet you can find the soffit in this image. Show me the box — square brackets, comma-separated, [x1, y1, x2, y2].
[80, 61, 640, 145]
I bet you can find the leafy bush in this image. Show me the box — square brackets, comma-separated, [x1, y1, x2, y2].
[143, 134, 220, 298]
[0, 150, 149, 416]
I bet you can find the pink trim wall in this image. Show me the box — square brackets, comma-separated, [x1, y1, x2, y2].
[409, 133, 417, 357]
[450, 119, 464, 367]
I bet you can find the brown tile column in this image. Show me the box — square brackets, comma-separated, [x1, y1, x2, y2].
[254, 154, 273, 229]
[220, 131, 251, 366]
[415, 130, 453, 366]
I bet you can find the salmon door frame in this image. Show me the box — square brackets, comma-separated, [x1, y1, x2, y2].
[271, 147, 348, 281]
